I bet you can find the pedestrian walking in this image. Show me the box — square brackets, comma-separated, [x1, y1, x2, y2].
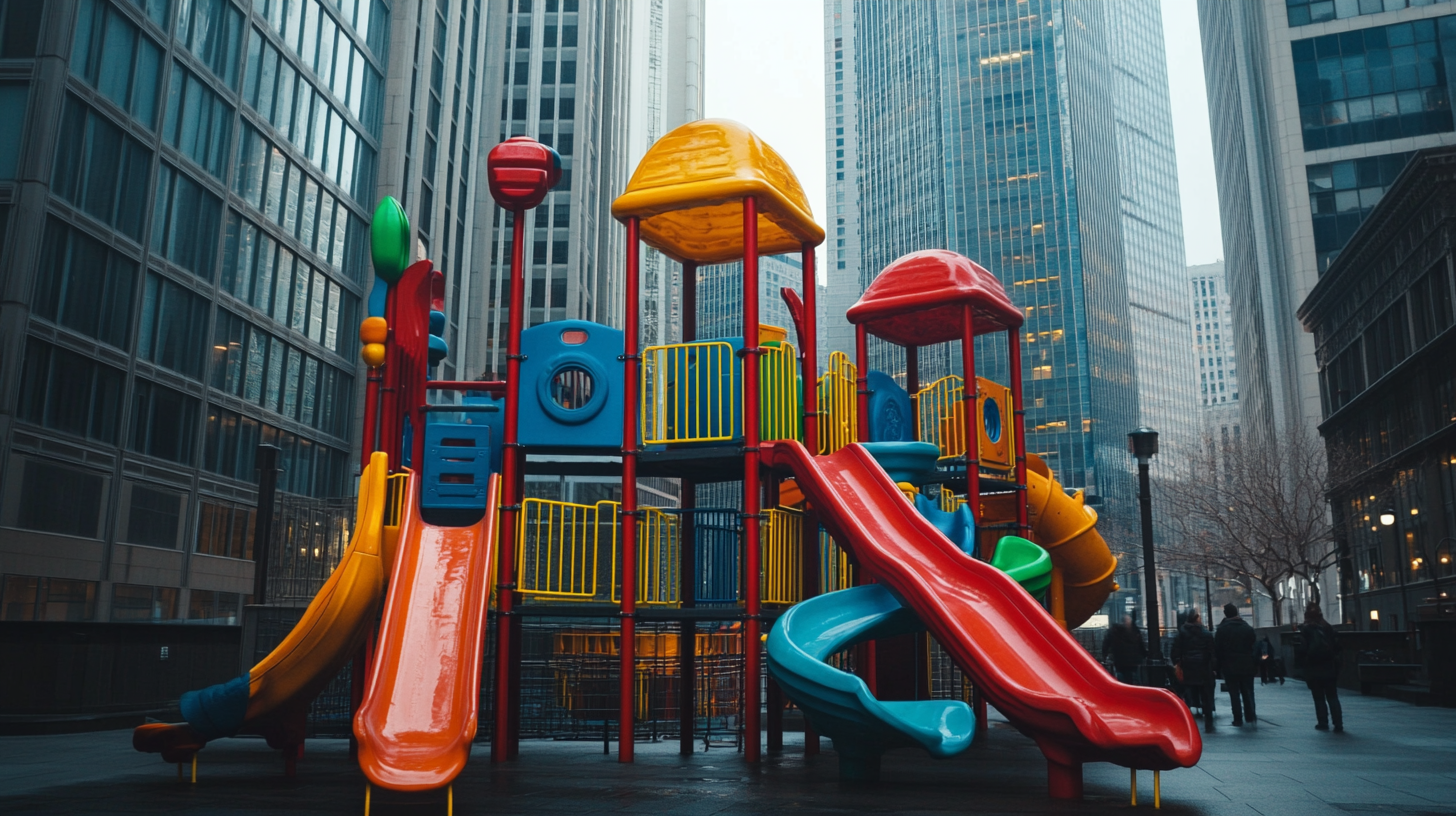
[1102, 615, 1146, 684]
[1214, 603, 1257, 725]
[1296, 603, 1344, 732]
[1171, 609, 1217, 733]
[1256, 636, 1276, 685]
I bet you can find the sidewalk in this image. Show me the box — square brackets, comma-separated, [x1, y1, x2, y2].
[1, 681, 1453, 815]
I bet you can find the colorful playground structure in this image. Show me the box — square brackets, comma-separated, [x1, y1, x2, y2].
[132, 119, 1200, 808]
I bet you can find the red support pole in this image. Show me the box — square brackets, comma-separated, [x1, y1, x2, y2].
[742, 197, 763, 764]
[381, 288, 401, 464]
[492, 207, 527, 763]
[800, 245, 822, 756]
[360, 369, 381, 468]
[800, 244, 818, 455]
[679, 260, 697, 756]
[854, 325, 870, 442]
[1007, 327, 1029, 539]
[959, 305, 980, 529]
[618, 217, 642, 763]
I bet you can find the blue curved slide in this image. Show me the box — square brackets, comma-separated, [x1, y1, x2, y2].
[766, 584, 974, 781]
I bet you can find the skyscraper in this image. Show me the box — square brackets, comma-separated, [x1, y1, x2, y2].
[467, 0, 704, 379]
[0, 0, 443, 623]
[825, 0, 1197, 524]
[1188, 261, 1241, 421]
[1198, 0, 1456, 445]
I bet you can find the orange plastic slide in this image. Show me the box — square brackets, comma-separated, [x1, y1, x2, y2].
[353, 473, 500, 791]
[761, 441, 1200, 783]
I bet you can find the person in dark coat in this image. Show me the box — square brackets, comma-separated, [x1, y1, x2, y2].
[1214, 603, 1257, 724]
[1171, 609, 1217, 732]
[1256, 636, 1276, 684]
[1102, 615, 1147, 683]
[1297, 603, 1343, 732]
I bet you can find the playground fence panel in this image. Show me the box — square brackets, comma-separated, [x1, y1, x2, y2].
[939, 486, 966, 513]
[683, 508, 739, 604]
[611, 506, 680, 606]
[641, 341, 738, 444]
[760, 507, 803, 604]
[819, 529, 855, 594]
[517, 498, 615, 601]
[817, 351, 857, 454]
[916, 374, 966, 463]
[758, 340, 801, 443]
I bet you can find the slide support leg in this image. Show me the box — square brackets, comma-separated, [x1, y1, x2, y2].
[1131, 768, 1137, 806]
[1047, 760, 1083, 800]
[1154, 770, 1161, 809]
[191, 754, 197, 784]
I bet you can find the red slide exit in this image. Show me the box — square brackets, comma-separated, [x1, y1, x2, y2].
[761, 441, 1200, 794]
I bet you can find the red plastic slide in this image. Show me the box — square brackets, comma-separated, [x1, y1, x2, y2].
[354, 474, 500, 791]
[761, 441, 1200, 793]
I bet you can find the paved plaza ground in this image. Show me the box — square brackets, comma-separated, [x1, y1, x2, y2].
[2, 681, 1454, 815]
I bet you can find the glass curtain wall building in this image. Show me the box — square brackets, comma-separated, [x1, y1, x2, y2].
[0, 0, 420, 624]
[828, 0, 1202, 527]
[1197, 0, 1456, 448]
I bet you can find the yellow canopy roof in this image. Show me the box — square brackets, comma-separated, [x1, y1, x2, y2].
[611, 119, 825, 264]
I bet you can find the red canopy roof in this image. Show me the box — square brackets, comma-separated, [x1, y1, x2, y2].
[846, 250, 1023, 346]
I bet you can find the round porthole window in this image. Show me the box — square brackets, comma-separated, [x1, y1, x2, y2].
[982, 395, 1002, 444]
[550, 366, 595, 411]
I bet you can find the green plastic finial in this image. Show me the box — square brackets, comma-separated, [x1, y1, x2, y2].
[370, 197, 410, 283]
[991, 536, 1053, 597]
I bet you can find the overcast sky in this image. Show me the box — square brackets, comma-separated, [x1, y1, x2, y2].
[702, 0, 1225, 271]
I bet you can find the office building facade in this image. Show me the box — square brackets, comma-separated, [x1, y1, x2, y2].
[1298, 146, 1456, 630]
[1198, 0, 1456, 447]
[0, 0, 502, 623]
[468, 0, 703, 379]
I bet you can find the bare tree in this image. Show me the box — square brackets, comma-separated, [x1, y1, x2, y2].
[1159, 429, 1344, 626]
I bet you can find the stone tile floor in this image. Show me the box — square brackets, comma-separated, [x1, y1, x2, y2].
[2, 681, 1453, 815]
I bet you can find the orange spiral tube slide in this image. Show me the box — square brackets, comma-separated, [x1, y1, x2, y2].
[980, 453, 1117, 629]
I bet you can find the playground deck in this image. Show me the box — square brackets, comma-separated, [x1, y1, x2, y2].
[6, 683, 1453, 815]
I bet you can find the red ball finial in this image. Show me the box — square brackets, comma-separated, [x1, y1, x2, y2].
[487, 136, 562, 210]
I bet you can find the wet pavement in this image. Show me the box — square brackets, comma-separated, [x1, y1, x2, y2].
[2, 681, 1454, 815]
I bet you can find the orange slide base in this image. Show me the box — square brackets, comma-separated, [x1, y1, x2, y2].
[763, 441, 1200, 775]
[354, 474, 500, 791]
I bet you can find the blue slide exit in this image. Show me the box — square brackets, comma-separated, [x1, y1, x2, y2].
[766, 584, 974, 781]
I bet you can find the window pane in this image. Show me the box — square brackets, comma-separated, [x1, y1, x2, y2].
[17, 458, 104, 538]
[126, 483, 183, 548]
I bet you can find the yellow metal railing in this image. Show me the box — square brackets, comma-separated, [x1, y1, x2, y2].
[917, 375, 966, 461]
[819, 530, 855, 593]
[515, 499, 679, 605]
[641, 339, 801, 445]
[761, 507, 803, 604]
[642, 341, 737, 444]
[517, 498, 615, 601]
[611, 507, 679, 605]
[939, 486, 966, 513]
[759, 341, 801, 443]
[817, 351, 857, 454]
[383, 472, 410, 527]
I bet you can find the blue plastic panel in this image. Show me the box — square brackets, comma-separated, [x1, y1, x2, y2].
[421, 423, 493, 510]
[867, 371, 915, 442]
[519, 320, 624, 449]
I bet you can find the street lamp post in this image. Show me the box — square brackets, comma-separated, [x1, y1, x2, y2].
[1381, 507, 1411, 630]
[1128, 427, 1162, 679]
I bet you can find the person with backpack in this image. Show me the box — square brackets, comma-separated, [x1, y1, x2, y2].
[1172, 609, 1218, 732]
[1297, 603, 1343, 732]
[1214, 603, 1257, 725]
